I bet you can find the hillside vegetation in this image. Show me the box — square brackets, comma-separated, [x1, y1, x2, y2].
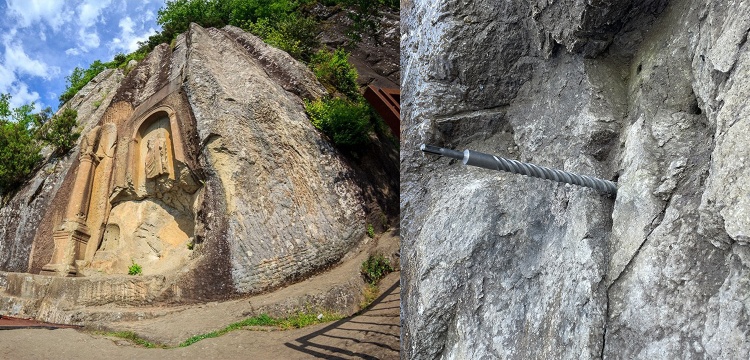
[0, 94, 79, 196]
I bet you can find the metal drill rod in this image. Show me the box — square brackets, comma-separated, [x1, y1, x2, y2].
[420, 144, 617, 196]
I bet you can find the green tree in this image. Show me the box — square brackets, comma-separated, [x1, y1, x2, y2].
[247, 13, 319, 60]
[0, 94, 42, 194]
[37, 108, 81, 155]
[58, 60, 109, 106]
[150, 0, 313, 58]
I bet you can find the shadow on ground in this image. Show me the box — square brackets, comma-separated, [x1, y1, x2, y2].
[284, 279, 401, 359]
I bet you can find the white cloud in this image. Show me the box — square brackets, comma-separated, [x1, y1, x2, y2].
[0, 39, 56, 109]
[120, 16, 135, 34]
[0, 63, 15, 92]
[65, 48, 81, 56]
[78, 0, 113, 28]
[142, 10, 155, 22]
[6, 0, 69, 30]
[78, 28, 101, 51]
[2, 40, 60, 82]
[110, 16, 156, 53]
[39, 31, 46, 42]
[3, 43, 52, 79]
[2, 27, 18, 44]
[7, 83, 41, 109]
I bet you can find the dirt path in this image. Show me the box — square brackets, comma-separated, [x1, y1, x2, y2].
[0, 272, 400, 359]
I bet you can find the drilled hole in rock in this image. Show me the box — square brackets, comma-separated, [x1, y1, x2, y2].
[636, 63, 642, 74]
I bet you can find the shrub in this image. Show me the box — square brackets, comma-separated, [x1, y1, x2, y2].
[37, 108, 80, 155]
[309, 48, 359, 100]
[246, 13, 319, 60]
[366, 223, 374, 238]
[360, 253, 392, 284]
[305, 97, 371, 147]
[128, 261, 143, 275]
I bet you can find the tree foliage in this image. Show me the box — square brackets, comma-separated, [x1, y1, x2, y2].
[58, 50, 148, 106]
[37, 108, 81, 156]
[58, 60, 108, 106]
[0, 94, 81, 195]
[246, 12, 319, 60]
[305, 97, 372, 148]
[0, 94, 43, 194]
[151, 0, 318, 60]
[309, 48, 359, 100]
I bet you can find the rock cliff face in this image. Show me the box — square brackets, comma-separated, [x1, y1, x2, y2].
[402, 0, 750, 358]
[0, 23, 397, 304]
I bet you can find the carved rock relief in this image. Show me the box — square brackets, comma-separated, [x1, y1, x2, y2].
[43, 106, 201, 277]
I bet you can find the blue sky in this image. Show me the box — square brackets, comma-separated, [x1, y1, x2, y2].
[0, 0, 166, 111]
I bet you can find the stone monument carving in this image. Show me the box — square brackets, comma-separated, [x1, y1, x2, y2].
[41, 124, 118, 276]
[145, 135, 168, 178]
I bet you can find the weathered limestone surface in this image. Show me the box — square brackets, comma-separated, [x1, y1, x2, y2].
[0, 23, 395, 308]
[402, 0, 750, 358]
[183, 23, 367, 293]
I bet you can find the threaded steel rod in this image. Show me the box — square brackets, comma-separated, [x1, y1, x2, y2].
[421, 144, 617, 196]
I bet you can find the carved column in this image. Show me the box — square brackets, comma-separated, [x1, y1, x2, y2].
[41, 127, 101, 276]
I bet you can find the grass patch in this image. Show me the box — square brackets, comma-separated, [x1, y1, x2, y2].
[92, 311, 343, 349]
[179, 311, 342, 347]
[360, 283, 379, 309]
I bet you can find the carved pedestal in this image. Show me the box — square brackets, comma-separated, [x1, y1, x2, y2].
[40, 220, 90, 277]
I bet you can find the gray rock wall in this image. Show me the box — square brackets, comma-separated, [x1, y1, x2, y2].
[183, 24, 367, 293]
[402, 0, 750, 358]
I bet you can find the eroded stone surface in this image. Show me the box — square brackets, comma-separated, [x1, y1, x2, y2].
[184, 24, 367, 293]
[402, 0, 750, 358]
[88, 199, 194, 276]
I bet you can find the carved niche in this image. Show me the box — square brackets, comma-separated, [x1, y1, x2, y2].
[42, 103, 201, 277]
[87, 107, 200, 276]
